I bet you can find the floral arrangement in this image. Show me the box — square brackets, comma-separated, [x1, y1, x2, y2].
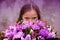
[4, 20, 56, 40]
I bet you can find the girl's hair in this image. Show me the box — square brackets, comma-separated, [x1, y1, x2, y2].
[17, 3, 41, 23]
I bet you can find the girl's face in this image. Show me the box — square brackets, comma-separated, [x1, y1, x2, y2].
[22, 9, 38, 23]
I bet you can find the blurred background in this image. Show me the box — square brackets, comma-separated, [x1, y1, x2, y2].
[0, 0, 60, 38]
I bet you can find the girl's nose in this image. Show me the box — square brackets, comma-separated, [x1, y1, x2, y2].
[29, 19, 32, 22]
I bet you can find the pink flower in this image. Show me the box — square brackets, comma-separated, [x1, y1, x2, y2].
[5, 29, 14, 38]
[13, 31, 24, 39]
[35, 20, 46, 27]
[31, 24, 40, 30]
[17, 25, 22, 31]
[21, 22, 33, 29]
[47, 32, 56, 38]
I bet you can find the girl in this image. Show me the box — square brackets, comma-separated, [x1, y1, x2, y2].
[4, 3, 56, 40]
[17, 3, 41, 24]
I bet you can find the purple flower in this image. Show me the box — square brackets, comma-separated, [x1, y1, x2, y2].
[17, 25, 22, 31]
[25, 34, 31, 40]
[21, 34, 31, 40]
[31, 24, 40, 30]
[39, 29, 49, 37]
[5, 29, 14, 38]
[22, 21, 33, 26]
[13, 31, 24, 39]
[47, 32, 56, 38]
[37, 36, 45, 40]
[9, 25, 16, 30]
[34, 20, 46, 27]
[21, 24, 28, 29]
[21, 22, 33, 29]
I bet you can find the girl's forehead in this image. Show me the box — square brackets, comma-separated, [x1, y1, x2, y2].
[23, 9, 38, 17]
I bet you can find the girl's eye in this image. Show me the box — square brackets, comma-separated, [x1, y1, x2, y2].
[32, 17, 37, 19]
[25, 17, 29, 19]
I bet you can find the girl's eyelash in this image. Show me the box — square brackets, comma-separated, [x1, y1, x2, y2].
[25, 17, 37, 19]
[25, 17, 29, 19]
[32, 17, 37, 19]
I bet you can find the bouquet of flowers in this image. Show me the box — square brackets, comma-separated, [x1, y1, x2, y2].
[4, 20, 56, 40]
